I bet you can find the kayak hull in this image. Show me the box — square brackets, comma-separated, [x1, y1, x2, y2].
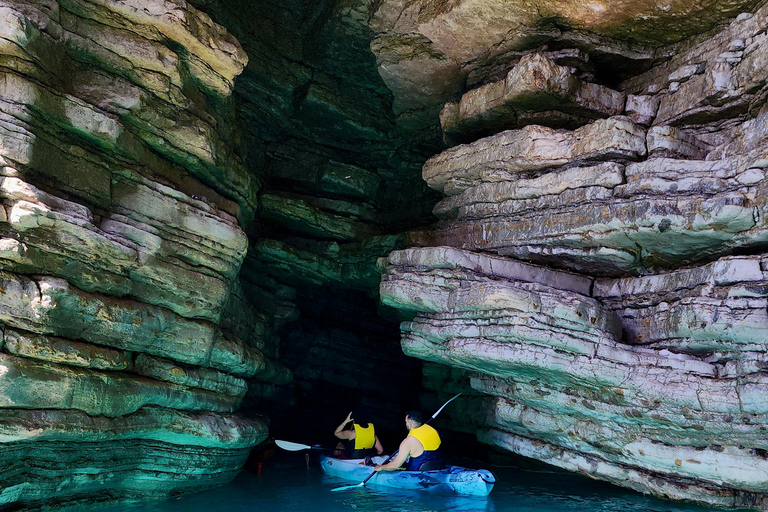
[319, 455, 495, 496]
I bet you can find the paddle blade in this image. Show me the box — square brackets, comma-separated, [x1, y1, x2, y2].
[330, 483, 363, 492]
[275, 440, 313, 451]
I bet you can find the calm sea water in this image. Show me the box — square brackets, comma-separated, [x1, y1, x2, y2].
[91, 452, 736, 512]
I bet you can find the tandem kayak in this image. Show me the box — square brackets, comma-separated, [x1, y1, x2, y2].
[319, 455, 496, 496]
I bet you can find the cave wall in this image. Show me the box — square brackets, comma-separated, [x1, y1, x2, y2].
[379, 1, 768, 509]
[0, 0, 288, 508]
[192, 0, 439, 453]
[5, 0, 768, 509]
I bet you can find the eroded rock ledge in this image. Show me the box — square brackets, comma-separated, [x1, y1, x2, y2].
[380, 4, 768, 509]
[0, 0, 285, 508]
[382, 247, 768, 509]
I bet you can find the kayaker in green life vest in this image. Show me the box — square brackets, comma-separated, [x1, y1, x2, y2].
[333, 410, 384, 459]
[374, 410, 445, 472]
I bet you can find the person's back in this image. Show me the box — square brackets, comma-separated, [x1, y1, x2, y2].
[406, 420, 444, 470]
[333, 411, 384, 458]
[374, 410, 445, 473]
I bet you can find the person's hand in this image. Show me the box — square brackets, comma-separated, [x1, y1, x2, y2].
[345, 411, 353, 423]
[374, 465, 383, 472]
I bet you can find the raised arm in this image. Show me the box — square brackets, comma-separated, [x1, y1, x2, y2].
[334, 412, 355, 440]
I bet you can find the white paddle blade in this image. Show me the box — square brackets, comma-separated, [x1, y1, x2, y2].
[331, 483, 364, 492]
[275, 440, 313, 451]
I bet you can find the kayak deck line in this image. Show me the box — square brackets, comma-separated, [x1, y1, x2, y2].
[319, 455, 496, 496]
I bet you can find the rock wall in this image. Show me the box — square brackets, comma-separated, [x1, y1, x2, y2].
[0, 0, 287, 508]
[6, 0, 768, 508]
[190, 0, 435, 448]
[380, 3, 768, 509]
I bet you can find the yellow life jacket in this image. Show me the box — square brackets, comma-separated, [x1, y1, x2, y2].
[353, 423, 375, 450]
[408, 424, 441, 451]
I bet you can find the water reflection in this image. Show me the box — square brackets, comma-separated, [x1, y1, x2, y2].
[329, 485, 495, 512]
[90, 455, 737, 512]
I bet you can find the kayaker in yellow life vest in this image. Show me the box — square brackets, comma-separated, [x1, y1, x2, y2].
[374, 410, 445, 472]
[333, 411, 384, 459]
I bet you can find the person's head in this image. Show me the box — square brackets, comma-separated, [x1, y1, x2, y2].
[352, 409, 370, 428]
[405, 410, 424, 430]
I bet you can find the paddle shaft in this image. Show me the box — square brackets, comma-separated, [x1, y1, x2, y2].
[355, 392, 462, 488]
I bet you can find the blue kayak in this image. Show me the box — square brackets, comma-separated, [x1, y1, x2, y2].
[319, 455, 495, 496]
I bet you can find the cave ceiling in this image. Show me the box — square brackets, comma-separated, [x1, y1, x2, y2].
[184, 0, 764, 300]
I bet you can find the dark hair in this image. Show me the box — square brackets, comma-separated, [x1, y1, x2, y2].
[406, 410, 424, 425]
[352, 408, 369, 428]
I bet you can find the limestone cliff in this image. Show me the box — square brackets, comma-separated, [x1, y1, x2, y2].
[379, 2, 768, 509]
[0, 0, 285, 508]
[4, 0, 768, 509]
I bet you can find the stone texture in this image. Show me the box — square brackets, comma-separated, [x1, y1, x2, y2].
[412, 111, 768, 276]
[252, 235, 406, 291]
[594, 255, 768, 353]
[371, 31, 463, 130]
[371, 11, 768, 507]
[369, 0, 759, 132]
[622, 3, 768, 131]
[646, 125, 711, 159]
[0, 270, 279, 374]
[0, 1, 285, 508]
[6, 0, 768, 509]
[380, 247, 768, 508]
[3, 329, 132, 371]
[625, 94, 660, 126]
[440, 53, 625, 145]
[0, 0, 258, 222]
[423, 116, 646, 196]
[479, 428, 767, 509]
[134, 353, 249, 397]
[432, 162, 625, 220]
[0, 171, 246, 322]
[0, 408, 266, 510]
[0, 352, 241, 416]
[259, 193, 380, 242]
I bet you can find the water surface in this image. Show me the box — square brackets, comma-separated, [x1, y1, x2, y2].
[92, 453, 737, 512]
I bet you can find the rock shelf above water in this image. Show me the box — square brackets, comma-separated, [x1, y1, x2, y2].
[415, 113, 768, 276]
[376, 9, 768, 508]
[381, 246, 768, 508]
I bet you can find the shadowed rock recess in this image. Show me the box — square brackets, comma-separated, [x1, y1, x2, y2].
[5, 0, 768, 509]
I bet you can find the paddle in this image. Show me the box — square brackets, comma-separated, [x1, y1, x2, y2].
[330, 392, 463, 492]
[275, 440, 327, 451]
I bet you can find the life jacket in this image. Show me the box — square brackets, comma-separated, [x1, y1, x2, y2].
[343, 423, 376, 458]
[353, 423, 375, 450]
[408, 424, 440, 450]
[407, 424, 444, 470]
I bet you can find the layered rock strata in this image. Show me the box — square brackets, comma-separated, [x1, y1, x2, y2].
[369, 0, 763, 130]
[381, 247, 768, 509]
[440, 53, 626, 145]
[0, 1, 284, 508]
[380, 4, 768, 509]
[408, 6, 768, 281]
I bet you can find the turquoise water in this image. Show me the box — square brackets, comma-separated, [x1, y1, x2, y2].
[92, 453, 734, 512]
